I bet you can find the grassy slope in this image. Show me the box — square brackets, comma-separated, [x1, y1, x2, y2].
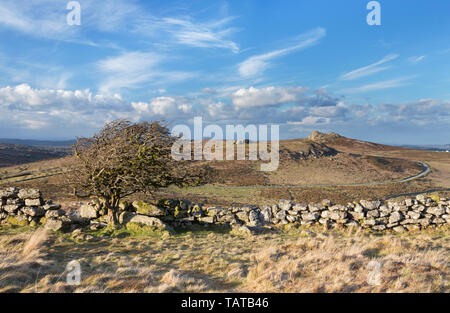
[0, 225, 448, 292]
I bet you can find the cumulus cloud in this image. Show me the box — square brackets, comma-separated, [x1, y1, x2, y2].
[309, 103, 349, 118]
[0, 84, 130, 137]
[0, 83, 342, 135]
[296, 116, 330, 125]
[297, 89, 342, 107]
[231, 86, 307, 108]
[238, 28, 326, 77]
[0, 83, 447, 141]
[0, 84, 118, 111]
[378, 99, 450, 124]
[132, 96, 192, 117]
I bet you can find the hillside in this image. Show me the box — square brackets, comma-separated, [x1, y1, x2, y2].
[0, 143, 69, 168]
[0, 138, 75, 147]
[1, 131, 447, 205]
[401, 144, 450, 152]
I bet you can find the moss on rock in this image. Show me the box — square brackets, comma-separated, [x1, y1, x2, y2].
[125, 222, 171, 238]
[6, 216, 29, 227]
[132, 201, 166, 217]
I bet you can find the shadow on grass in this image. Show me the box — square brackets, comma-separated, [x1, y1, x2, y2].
[80, 222, 235, 240]
[172, 223, 232, 236]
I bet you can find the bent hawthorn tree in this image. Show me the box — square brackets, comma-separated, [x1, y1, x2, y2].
[64, 120, 203, 226]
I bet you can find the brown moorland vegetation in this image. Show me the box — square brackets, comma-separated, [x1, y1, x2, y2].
[0, 225, 448, 293]
[2, 132, 447, 206]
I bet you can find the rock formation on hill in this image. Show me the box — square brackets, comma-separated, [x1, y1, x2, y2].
[279, 141, 338, 160]
[308, 130, 342, 143]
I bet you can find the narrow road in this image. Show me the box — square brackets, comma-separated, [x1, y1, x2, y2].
[397, 162, 430, 183]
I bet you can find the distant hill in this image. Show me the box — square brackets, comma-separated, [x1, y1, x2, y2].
[0, 143, 70, 167]
[399, 144, 450, 152]
[0, 138, 75, 147]
[305, 131, 450, 153]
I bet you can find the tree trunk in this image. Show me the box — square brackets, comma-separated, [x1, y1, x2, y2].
[107, 208, 120, 228]
[105, 199, 120, 228]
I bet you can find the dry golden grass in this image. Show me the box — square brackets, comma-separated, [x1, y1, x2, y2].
[0, 229, 51, 292]
[243, 229, 449, 292]
[0, 225, 448, 293]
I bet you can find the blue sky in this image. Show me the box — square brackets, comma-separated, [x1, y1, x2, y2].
[0, 0, 449, 144]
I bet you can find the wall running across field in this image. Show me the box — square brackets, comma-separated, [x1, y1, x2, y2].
[1, 187, 449, 234]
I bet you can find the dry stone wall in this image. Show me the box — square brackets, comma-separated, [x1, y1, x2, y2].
[0, 187, 88, 231]
[1, 187, 449, 234]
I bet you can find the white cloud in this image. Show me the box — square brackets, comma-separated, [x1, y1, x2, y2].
[0, 0, 240, 53]
[97, 51, 156, 92]
[339, 54, 398, 81]
[132, 96, 192, 116]
[378, 98, 450, 124]
[0, 83, 447, 141]
[22, 119, 48, 130]
[0, 3, 33, 33]
[0, 0, 141, 45]
[299, 116, 330, 125]
[159, 17, 239, 53]
[288, 116, 330, 126]
[309, 103, 348, 118]
[408, 55, 426, 64]
[97, 51, 195, 93]
[0, 52, 75, 90]
[0, 0, 241, 55]
[203, 99, 232, 119]
[83, 0, 141, 32]
[201, 88, 217, 95]
[238, 28, 326, 77]
[0, 1, 102, 46]
[231, 86, 307, 108]
[0, 83, 342, 135]
[339, 76, 415, 94]
[98, 51, 160, 73]
[0, 1, 69, 38]
[0, 83, 130, 135]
